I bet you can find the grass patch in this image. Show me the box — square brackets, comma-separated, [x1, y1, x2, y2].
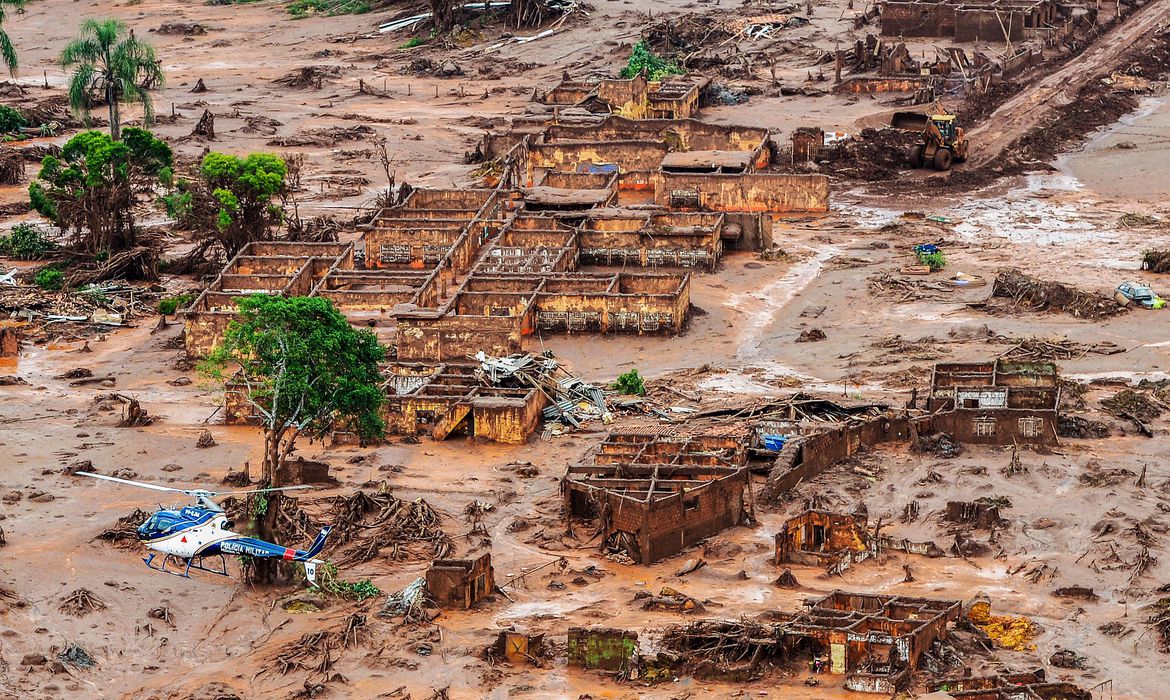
[157, 294, 195, 315]
[35, 268, 64, 291]
[287, 0, 371, 18]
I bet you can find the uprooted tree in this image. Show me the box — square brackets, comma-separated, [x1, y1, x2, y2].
[200, 295, 385, 584]
[164, 151, 289, 265]
[29, 128, 172, 257]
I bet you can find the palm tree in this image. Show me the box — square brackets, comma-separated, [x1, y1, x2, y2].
[60, 18, 164, 140]
[0, 0, 23, 75]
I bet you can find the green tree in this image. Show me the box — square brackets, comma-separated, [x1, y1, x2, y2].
[200, 295, 385, 583]
[0, 0, 23, 76]
[200, 152, 289, 257]
[29, 128, 171, 254]
[60, 18, 164, 140]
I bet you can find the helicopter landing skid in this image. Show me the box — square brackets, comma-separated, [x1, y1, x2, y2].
[144, 553, 230, 580]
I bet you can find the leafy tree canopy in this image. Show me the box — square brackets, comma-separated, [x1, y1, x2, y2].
[202, 295, 386, 481]
[620, 40, 683, 81]
[29, 128, 171, 253]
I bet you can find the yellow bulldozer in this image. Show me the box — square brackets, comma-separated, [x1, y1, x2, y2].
[891, 109, 969, 171]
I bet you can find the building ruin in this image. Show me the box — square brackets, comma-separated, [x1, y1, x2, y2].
[563, 427, 753, 563]
[426, 553, 495, 610]
[775, 509, 946, 574]
[928, 360, 1060, 445]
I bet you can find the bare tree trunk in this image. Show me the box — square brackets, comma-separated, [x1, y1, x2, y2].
[249, 427, 290, 585]
[509, 0, 548, 28]
[430, 0, 454, 33]
[107, 83, 121, 141]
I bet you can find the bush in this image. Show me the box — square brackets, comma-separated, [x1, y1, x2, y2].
[35, 268, 64, 291]
[914, 244, 946, 271]
[287, 0, 370, 17]
[0, 224, 55, 260]
[612, 368, 647, 396]
[0, 105, 26, 134]
[620, 40, 683, 81]
[157, 294, 195, 315]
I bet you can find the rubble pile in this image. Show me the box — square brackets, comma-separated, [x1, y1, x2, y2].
[817, 128, 922, 181]
[474, 352, 608, 433]
[1101, 388, 1165, 421]
[0, 281, 163, 344]
[379, 577, 434, 624]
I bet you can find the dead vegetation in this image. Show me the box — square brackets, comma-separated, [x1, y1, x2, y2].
[271, 613, 370, 676]
[267, 125, 374, 148]
[272, 65, 341, 90]
[991, 269, 1125, 319]
[1142, 249, 1170, 273]
[59, 588, 107, 617]
[95, 508, 151, 548]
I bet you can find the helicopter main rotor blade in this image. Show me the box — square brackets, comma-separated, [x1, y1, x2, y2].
[212, 485, 315, 496]
[76, 471, 188, 494]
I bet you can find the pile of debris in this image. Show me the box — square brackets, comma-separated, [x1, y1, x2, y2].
[991, 269, 1125, 319]
[1150, 597, 1170, 653]
[268, 125, 375, 148]
[658, 618, 780, 673]
[272, 65, 341, 90]
[994, 335, 1125, 361]
[323, 489, 453, 565]
[636, 586, 706, 614]
[869, 272, 952, 302]
[0, 280, 163, 344]
[1100, 388, 1165, 436]
[1142, 249, 1170, 273]
[813, 128, 921, 181]
[95, 508, 151, 547]
[58, 588, 107, 617]
[271, 613, 369, 676]
[474, 352, 609, 434]
[379, 577, 434, 624]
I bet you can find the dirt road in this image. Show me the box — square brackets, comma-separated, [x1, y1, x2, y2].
[966, 0, 1170, 167]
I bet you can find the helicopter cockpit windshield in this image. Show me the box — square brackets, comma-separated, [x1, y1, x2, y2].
[137, 511, 183, 540]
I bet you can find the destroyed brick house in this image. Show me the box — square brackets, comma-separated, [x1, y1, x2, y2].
[879, 0, 1083, 44]
[931, 669, 1093, 699]
[661, 591, 962, 693]
[538, 73, 708, 121]
[775, 509, 946, 575]
[834, 33, 1043, 104]
[563, 428, 753, 563]
[426, 553, 494, 610]
[927, 360, 1060, 446]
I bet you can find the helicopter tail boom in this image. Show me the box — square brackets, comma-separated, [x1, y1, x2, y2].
[305, 526, 332, 559]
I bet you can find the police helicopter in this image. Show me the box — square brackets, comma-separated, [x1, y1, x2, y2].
[78, 471, 332, 585]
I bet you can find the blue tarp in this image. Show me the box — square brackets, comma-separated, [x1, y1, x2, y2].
[762, 434, 787, 452]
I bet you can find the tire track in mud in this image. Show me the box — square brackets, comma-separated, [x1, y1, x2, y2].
[966, 0, 1170, 167]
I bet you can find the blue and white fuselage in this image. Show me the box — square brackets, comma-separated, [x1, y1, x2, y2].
[135, 506, 331, 584]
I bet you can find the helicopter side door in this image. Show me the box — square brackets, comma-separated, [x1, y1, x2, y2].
[146, 513, 238, 559]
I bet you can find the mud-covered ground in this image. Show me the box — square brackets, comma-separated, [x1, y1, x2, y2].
[1, 0, 1170, 698]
